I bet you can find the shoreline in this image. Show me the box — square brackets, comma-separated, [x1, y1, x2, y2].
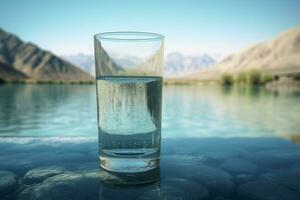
[1, 77, 300, 88]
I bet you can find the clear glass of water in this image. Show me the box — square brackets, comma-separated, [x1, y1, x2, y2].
[94, 32, 164, 173]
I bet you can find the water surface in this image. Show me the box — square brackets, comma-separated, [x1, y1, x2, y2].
[0, 84, 299, 139]
[1, 84, 300, 200]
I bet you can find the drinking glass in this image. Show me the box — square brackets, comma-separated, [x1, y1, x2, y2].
[94, 32, 164, 173]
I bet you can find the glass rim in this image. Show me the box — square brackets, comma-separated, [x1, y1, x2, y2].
[94, 31, 164, 41]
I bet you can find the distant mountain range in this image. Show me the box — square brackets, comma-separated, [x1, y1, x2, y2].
[3, 25, 298, 82]
[0, 28, 93, 82]
[164, 52, 222, 76]
[62, 54, 95, 76]
[190, 26, 300, 80]
[62, 52, 222, 77]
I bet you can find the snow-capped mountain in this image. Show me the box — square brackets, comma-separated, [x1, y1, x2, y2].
[164, 52, 220, 76]
[62, 54, 95, 76]
[62, 52, 222, 77]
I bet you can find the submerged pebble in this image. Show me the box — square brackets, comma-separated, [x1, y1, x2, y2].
[161, 158, 234, 197]
[261, 168, 300, 195]
[21, 166, 65, 185]
[17, 170, 111, 200]
[237, 180, 299, 200]
[142, 178, 209, 200]
[0, 170, 18, 197]
[235, 174, 256, 185]
[246, 149, 300, 169]
[220, 158, 258, 174]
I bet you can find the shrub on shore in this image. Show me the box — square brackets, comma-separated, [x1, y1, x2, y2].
[261, 74, 273, 84]
[236, 72, 247, 84]
[246, 69, 262, 85]
[220, 69, 274, 86]
[220, 73, 234, 85]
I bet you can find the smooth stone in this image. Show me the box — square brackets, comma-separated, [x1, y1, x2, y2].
[221, 158, 258, 174]
[237, 180, 299, 200]
[161, 158, 234, 197]
[246, 149, 300, 169]
[22, 166, 65, 184]
[0, 170, 18, 197]
[193, 165, 235, 197]
[17, 169, 119, 200]
[235, 174, 256, 185]
[142, 178, 209, 200]
[261, 168, 300, 195]
[0, 150, 95, 176]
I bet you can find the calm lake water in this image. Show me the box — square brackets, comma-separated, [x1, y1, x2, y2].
[1, 84, 300, 200]
[0, 84, 299, 139]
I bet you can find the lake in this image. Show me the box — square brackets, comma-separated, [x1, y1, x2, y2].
[1, 84, 300, 200]
[0, 84, 300, 138]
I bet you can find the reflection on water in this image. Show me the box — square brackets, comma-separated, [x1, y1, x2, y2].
[163, 85, 300, 140]
[0, 84, 300, 140]
[0, 84, 97, 136]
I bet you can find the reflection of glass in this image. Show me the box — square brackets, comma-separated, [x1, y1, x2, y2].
[99, 181, 160, 200]
[99, 168, 160, 199]
[94, 32, 164, 173]
[100, 167, 160, 186]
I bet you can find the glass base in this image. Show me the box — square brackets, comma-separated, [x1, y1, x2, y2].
[100, 156, 160, 173]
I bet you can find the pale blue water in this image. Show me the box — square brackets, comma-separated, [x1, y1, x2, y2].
[0, 84, 299, 139]
[1, 84, 300, 199]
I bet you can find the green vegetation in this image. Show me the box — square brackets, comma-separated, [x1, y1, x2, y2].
[246, 70, 262, 85]
[220, 69, 274, 86]
[236, 71, 247, 84]
[220, 73, 234, 86]
[261, 74, 273, 84]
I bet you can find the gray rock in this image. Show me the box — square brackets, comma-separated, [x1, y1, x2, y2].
[237, 180, 299, 200]
[221, 158, 258, 174]
[161, 159, 234, 197]
[261, 168, 300, 195]
[22, 166, 65, 184]
[142, 178, 209, 200]
[246, 149, 300, 169]
[0, 170, 18, 197]
[17, 169, 119, 200]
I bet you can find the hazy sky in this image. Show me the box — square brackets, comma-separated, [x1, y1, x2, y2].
[0, 0, 299, 56]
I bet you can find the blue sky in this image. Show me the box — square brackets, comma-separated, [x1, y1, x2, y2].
[0, 0, 299, 56]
